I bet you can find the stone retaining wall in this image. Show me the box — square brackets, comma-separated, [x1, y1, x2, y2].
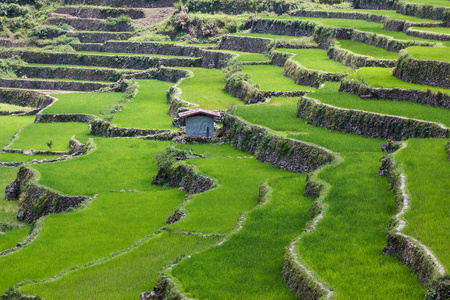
[0, 88, 54, 108]
[283, 59, 345, 88]
[340, 78, 450, 109]
[354, 0, 394, 10]
[90, 119, 170, 137]
[35, 113, 96, 123]
[406, 28, 450, 41]
[46, 16, 134, 32]
[327, 46, 396, 68]
[72, 43, 104, 52]
[297, 96, 449, 140]
[223, 114, 334, 173]
[5, 167, 89, 223]
[225, 71, 307, 104]
[251, 19, 432, 52]
[61, 0, 176, 8]
[152, 164, 214, 195]
[0, 78, 109, 92]
[55, 6, 145, 19]
[394, 52, 450, 89]
[394, 0, 450, 23]
[67, 31, 134, 43]
[9, 50, 202, 70]
[17, 65, 126, 82]
[290, 9, 387, 24]
[218, 35, 274, 53]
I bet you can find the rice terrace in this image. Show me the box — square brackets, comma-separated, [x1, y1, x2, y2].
[0, 0, 449, 298]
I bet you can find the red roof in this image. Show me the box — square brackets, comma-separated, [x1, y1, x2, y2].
[179, 108, 221, 118]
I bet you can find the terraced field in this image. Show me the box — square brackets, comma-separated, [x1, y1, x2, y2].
[0, 0, 449, 299]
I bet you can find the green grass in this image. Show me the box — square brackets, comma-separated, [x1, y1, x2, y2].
[276, 48, 354, 73]
[396, 138, 450, 271]
[8, 123, 90, 152]
[309, 82, 450, 127]
[0, 116, 34, 148]
[0, 139, 186, 293]
[112, 80, 174, 129]
[0, 103, 33, 112]
[241, 65, 316, 92]
[336, 40, 399, 60]
[170, 174, 310, 299]
[295, 153, 424, 299]
[21, 232, 219, 299]
[44, 92, 124, 116]
[406, 46, 450, 62]
[169, 144, 291, 234]
[0, 153, 62, 163]
[348, 67, 450, 94]
[409, 26, 450, 34]
[176, 67, 243, 110]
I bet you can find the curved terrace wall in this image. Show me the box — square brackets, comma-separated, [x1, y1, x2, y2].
[218, 35, 274, 53]
[55, 6, 145, 19]
[297, 96, 449, 140]
[0, 88, 54, 108]
[394, 53, 450, 89]
[61, 0, 177, 8]
[16, 66, 127, 82]
[283, 59, 345, 88]
[0, 78, 110, 92]
[5, 167, 89, 223]
[222, 114, 334, 173]
[46, 17, 134, 32]
[7, 50, 202, 69]
[327, 46, 396, 68]
[340, 78, 450, 109]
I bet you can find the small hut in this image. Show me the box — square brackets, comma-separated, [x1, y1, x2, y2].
[179, 109, 220, 139]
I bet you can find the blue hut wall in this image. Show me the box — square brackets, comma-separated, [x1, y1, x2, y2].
[186, 115, 215, 138]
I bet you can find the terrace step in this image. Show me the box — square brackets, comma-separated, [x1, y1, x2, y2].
[406, 27, 450, 41]
[15, 65, 136, 82]
[0, 78, 111, 92]
[55, 6, 145, 19]
[67, 31, 134, 43]
[46, 16, 134, 32]
[61, 0, 177, 8]
[2, 50, 202, 69]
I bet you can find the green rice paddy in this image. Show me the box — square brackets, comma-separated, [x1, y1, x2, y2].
[0, 2, 448, 299]
[336, 40, 399, 60]
[241, 64, 316, 91]
[276, 48, 354, 73]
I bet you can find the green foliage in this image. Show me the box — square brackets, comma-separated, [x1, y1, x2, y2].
[155, 147, 177, 172]
[105, 15, 132, 27]
[0, 56, 26, 79]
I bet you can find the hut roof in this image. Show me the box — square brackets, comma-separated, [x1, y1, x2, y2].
[179, 108, 221, 118]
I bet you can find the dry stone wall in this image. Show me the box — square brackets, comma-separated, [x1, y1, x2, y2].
[0, 78, 109, 92]
[340, 78, 450, 109]
[218, 35, 274, 53]
[406, 28, 450, 41]
[5, 167, 89, 223]
[327, 46, 396, 68]
[90, 119, 170, 138]
[55, 6, 145, 19]
[283, 59, 345, 88]
[297, 96, 449, 140]
[223, 114, 334, 173]
[61, 0, 176, 8]
[394, 53, 450, 89]
[67, 32, 134, 43]
[0, 88, 53, 108]
[46, 17, 134, 32]
[16, 65, 127, 82]
[35, 113, 96, 123]
[5, 50, 202, 69]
